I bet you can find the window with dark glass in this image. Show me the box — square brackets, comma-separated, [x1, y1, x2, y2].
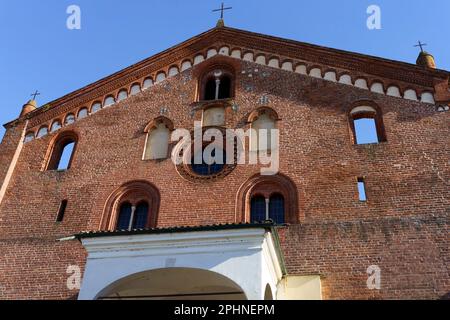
[134, 202, 149, 229]
[250, 196, 266, 222]
[250, 194, 285, 224]
[117, 202, 133, 230]
[269, 194, 285, 224]
[191, 148, 226, 176]
[116, 202, 149, 231]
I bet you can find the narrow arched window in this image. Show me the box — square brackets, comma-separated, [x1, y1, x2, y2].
[204, 74, 232, 100]
[115, 201, 149, 231]
[134, 202, 149, 229]
[144, 123, 170, 160]
[57, 142, 75, 170]
[47, 133, 77, 171]
[269, 194, 285, 224]
[250, 194, 285, 224]
[349, 105, 386, 145]
[116, 202, 133, 230]
[200, 68, 234, 101]
[250, 196, 266, 222]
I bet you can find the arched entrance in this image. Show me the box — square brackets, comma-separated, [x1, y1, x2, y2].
[95, 268, 247, 300]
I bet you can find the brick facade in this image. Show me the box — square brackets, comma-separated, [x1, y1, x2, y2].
[0, 26, 448, 300]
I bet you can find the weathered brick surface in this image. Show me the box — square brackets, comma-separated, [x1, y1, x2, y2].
[0, 56, 448, 299]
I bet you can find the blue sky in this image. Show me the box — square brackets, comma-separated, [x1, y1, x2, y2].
[1, 0, 449, 140]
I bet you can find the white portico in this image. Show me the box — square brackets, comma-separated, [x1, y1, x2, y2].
[76, 223, 285, 300]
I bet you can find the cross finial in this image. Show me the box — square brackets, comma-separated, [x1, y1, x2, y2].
[414, 41, 427, 53]
[213, 2, 232, 20]
[30, 90, 40, 100]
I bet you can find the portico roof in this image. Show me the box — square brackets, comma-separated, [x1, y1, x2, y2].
[75, 221, 277, 239]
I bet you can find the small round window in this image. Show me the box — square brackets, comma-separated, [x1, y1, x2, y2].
[191, 148, 226, 176]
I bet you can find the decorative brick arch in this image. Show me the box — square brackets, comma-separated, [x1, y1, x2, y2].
[247, 107, 280, 123]
[193, 56, 240, 102]
[144, 116, 175, 133]
[236, 174, 299, 224]
[100, 180, 160, 231]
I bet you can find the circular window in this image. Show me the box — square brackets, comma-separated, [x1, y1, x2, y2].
[174, 132, 237, 182]
[191, 148, 226, 176]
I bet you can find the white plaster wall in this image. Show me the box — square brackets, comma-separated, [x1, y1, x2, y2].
[78, 229, 280, 300]
[277, 276, 322, 300]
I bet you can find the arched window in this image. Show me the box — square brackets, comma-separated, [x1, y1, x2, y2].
[46, 132, 78, 171]
[200, 68, 234, 101]
[134, 202, 149, 229]
[238, 174, 299, 224]
[250, 194, 285, 224]
[100, 181, 160, 231]
[269, 194, 285, 224]
[250, 195, 266, 222]
[116, 201, 149, 231]
[191, 148, 226, 176]
[249, 108, 279, 152]
[143, 117, 173, 160]
[116, 202, 132, 230]
[78, 108, 88, 119]
[349, 104, 386, 145]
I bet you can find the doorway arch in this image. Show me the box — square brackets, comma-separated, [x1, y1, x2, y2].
[95, 268, 247, 300]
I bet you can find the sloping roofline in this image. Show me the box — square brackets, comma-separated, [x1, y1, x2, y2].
[5, 24, 449, 128]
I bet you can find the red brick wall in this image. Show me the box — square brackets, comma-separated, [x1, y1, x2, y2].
[0, 58, 448, 299]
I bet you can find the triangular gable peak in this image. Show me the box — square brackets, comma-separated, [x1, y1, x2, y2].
[9, 25, 450, 134]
